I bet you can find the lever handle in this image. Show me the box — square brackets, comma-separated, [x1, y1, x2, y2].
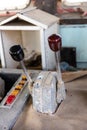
[48, 34, 62, 52]
[9, 45, 24, 62]
[48, 34, 62, 82]
[48, 34, 66, 103]
[9, 45, 32, 83]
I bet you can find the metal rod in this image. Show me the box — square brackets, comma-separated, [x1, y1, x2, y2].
[20, 60, 32, 83]
[55, 51, 63, 83]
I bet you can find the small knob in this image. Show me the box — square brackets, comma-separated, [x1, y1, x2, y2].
[48, 34, 62, 52]
[9, 45, 24, 61]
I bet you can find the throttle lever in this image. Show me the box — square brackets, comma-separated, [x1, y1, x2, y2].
[9, 45, 32, 83]
[48, 34, 66, 103]
[48, 34, 62, 82]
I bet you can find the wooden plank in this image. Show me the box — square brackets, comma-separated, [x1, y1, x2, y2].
[62, 70, 87, 82]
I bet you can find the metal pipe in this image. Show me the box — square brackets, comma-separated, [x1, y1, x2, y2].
[20, 60, 32, 83]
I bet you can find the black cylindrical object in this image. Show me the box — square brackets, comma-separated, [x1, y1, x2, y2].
[9, 44, 32, 83]
[9, 45, 24, 62]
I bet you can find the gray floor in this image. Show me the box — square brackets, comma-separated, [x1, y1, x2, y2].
[13, 71, 87, 130]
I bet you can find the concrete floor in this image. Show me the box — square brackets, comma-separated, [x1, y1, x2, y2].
[13, 71, 87, 130]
